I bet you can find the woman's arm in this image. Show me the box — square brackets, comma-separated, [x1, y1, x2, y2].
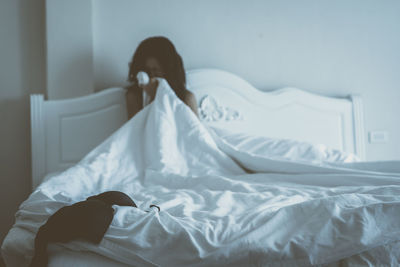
[125, 85, 143, 119]
[126, 79, 159, 119]
[178, 90, 199, 117]
[127, 83, 198, 118]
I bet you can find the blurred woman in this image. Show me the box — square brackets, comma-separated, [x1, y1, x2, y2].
[126, 36, 198, 118]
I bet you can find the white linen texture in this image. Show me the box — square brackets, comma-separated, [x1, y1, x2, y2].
[2, 79, 400, 267]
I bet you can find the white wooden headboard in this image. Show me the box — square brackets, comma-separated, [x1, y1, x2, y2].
[187, 69, 365, 159]
[30, 68, 365, 189]
[30, 88, 128, 189]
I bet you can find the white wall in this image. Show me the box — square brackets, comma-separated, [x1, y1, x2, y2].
[93, 0, 400, 161]
[46, 0, 94, 99]
[0, 0, 45, 244]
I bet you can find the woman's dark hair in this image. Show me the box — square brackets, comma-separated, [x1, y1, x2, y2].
[128, 36, 186, 93]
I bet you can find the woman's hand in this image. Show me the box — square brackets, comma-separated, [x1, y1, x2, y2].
[140, 78, 159, 100]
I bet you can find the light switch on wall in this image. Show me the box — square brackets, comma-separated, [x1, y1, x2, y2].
[369, 131, 389, 144]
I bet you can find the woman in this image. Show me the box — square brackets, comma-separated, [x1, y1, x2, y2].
[126, 36, 198, 118]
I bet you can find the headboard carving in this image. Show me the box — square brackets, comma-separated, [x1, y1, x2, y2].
[198, 95, 243, 122]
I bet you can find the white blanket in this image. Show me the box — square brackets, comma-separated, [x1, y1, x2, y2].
[3, 79, 400, 267]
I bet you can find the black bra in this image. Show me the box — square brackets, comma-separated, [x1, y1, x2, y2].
[29, 191, 159, 267]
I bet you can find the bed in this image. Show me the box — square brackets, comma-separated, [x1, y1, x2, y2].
[2, 68, 400, 266]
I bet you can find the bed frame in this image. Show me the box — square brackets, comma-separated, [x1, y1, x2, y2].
[30, 68, 365, 189]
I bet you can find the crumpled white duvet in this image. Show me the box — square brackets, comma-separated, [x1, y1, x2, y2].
[3, 79, 400, 267]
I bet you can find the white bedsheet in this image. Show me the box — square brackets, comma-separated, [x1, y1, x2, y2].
[2, 79, 400, 267]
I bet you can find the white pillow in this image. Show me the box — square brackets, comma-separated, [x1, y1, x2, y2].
[211, 127, 360, 164]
